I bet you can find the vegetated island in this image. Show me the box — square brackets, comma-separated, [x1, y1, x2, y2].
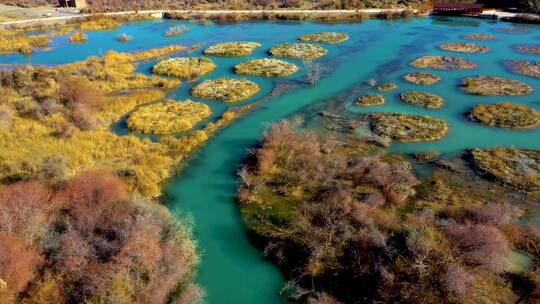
[470, 102, 540, 129]
[191, 78, 260, 102]
[298, 32, 349, 44]
[465, 33, 497, 40]
[461, 76, 533, 96]
[400, 91, 444, 109]
[376, 83, 398, 92]
[234, 58, 299, 77]
[440, 42, 490, 53]
[411, 55, 477, 70]
[203, 41, 261, 57]
[269, 43, 327, 61]
[357, 94, 384, 106]
[404, 72, 441, 85]
[506, 60, 540, 79]
[369, 112, 449, 142]
[237, 121, 540, 304]
[152, 57, 217, 78]
[516, 44, 540, 54]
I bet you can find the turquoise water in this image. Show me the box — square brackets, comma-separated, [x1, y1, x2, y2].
[2, 17, 540, 303]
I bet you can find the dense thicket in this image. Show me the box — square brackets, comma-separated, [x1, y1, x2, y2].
[0, 170, 202, 304]
[238, 121, 540, 303]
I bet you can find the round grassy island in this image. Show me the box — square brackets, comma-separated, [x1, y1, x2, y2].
[152, 57, 216, 78]
[127, 100, 211, 134]
[191, 78, 260, 103]
[507, 60, 540, 79]
[203, 42, 261, 57]
[234, 58, 299, 77]
[377, 83, 398, 92]
[469, 148, 540, 193]
[411, 55, 477, 70]
[68, 32, 87, 43]
[517, 44, 540, 55]
[440, 42, 490, 53]
[269, 43, 327, 61]
[470, 102, 540, 129]
[404, 72, 441, 85]
[462, 76, 533, 96]
[357, 94, 384, 106]
[298, 32, 349, 44]
[400, 91, 444, 109]
[369, 113, 449, 142]
[465, 34, 497, 40]
[497, 27, 529, 33]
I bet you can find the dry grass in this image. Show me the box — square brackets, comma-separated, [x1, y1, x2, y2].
[370, 113, 448, 142]
[152, 57, 216, 79]
[461, 76, 533, 96]
[191, 78, 259, 102]
[234, 58, 299, 77]
[411, 55, 477, 70]
[470, 102, 540, 129]
[269, 43, 327, 61]
[203, 41, 261, 57]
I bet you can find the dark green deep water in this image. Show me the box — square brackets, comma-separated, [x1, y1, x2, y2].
[3, 17, 540, 303]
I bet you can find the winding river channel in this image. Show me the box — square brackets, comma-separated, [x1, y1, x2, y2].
[2, 16, 540, 303]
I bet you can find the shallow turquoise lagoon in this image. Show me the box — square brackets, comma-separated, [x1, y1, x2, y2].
[3, 17, 539, 303]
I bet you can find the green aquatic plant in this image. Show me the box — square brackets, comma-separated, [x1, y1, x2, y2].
[127, 100, 212, 134]
[357, 94, 385, 106]
[68, 32, 87, 43]
[411, 55, 477, 70]
[234, 58, 299, 77]
[369, 113, 449, 142]
[470, 102, 540, 129]
[440, 42, 490, 53]
[377, 83, 398, 92]
[298, 32, 349, 44]
[462, 76, 533, 96]
[269, 43, 327, 61]
[469, 148, 540, 193]
[400, 91, 444, 109]
[203, 41, 261, 57]
[152, 57, 216, 78]
[191, 78, 259, 102]
[465, 34, 496, 40]
[506, 60, 540, 79]
[404, 72, 441, 85]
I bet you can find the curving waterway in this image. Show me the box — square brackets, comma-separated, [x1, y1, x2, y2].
[3, 16, 540, 303]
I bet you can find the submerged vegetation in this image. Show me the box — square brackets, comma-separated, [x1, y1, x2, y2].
[400, 91, 444, 108]
[191, 78, 259, 102]
[203, 41, 261, 57]
[469, 148, 540, 193]
[357, 94, 384, 106]
[234, 58, 299, 77]
[506, 60, 540, 78]
[116, 33, 133, 42]
[470, 102, 540, 129]
[269, 43, 327, 61]
[238, 122, 540, 303]
[440, 42, 490, 53]
[411, 55, 477, 70]
[369, 113, 449, 142]
[152, 57, 216, 78]
[165, 25, 189, 37]
[298, 32, 349, 44]
[462, 76, 533, 96]
[127, 100, 212, 134]
[404, 72, 441, 85]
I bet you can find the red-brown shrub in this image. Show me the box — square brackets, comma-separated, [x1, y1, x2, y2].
[58, 77, 104, 111]
[440, 264, 475, 298]
[0, 232, 43, 303]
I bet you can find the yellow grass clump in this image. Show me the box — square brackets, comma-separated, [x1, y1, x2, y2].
[470, 102, 540, 129]
[68, 32, 88, 43]
[97, 90, 166, 125]
[204, 41, 261, 57]
[152, 57, 216, 78]
[80, 17, 121, 31]
[0, 32, 51, 54]
[234, 58, 299, 77]
[191, 78, 260, 103]
[127, 100, 212, 134]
